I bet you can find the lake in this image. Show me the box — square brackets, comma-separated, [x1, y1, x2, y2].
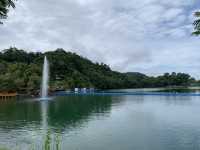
[0, 88, 200, 150]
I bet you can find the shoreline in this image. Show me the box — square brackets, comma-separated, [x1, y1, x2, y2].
[1, 86, 200, 99]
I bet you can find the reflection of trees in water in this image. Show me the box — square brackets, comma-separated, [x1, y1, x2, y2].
[0, 95, 125, 149]
[38, 96, 115, 150]
[48, 96, 113, 131]
[0, 96, 115, 131]
[0, 100, 41, 129]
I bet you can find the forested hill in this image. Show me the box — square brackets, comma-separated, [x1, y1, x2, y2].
[0, 47, 195, 94]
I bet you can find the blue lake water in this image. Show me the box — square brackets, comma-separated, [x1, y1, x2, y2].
[0, 88, 200, 150]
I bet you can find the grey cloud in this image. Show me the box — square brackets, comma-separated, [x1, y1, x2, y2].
[0, 0, 200, 77]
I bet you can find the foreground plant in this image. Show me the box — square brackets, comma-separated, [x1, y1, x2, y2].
[193, 11, 200, 35]
[0, 0, 16, 24]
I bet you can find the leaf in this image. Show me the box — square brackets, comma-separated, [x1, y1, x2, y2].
[7, 0, 15, 8]
[192, 31, 200, 35]
[194, 11, 200, 17]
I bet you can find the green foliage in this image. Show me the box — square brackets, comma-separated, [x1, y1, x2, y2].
[193, 11, 200, 35]
[0, 47, 195, 94]
[0, 0, 16, 24]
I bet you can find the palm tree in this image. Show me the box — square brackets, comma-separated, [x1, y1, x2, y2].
[193, 11, 200, 35]
[0, 0, 16, 24]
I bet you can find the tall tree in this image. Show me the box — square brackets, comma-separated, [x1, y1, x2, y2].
[193, 11, 200, 35]
[0, 0, 16, 24]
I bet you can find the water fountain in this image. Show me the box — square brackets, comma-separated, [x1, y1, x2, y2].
[41, 56, 49, 99]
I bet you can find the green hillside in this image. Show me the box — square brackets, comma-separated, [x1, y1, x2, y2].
[0, 47, 195, 94]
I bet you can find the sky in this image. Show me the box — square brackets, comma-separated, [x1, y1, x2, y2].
[1, 0, 200, 77]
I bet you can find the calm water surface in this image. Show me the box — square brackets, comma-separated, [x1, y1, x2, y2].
[0, 89, 200, 150]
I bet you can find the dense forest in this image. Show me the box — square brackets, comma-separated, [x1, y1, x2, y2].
[0, 47, 196, 94]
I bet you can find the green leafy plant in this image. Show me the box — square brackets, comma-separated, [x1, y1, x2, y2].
[0, 0, 16, 24]
[193, 11, 200, 35]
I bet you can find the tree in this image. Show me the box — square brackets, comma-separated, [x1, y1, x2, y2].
[0, 0, 16, 24]
[0, 48, 196, 93]
[193, 11, 200, 35]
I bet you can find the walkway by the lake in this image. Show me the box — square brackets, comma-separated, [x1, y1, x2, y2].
[0, 92, 17, 100]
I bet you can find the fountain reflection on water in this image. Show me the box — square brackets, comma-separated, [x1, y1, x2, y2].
[39, 56, 61, 149]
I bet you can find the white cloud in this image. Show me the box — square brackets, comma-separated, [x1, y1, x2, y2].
[0, 0, 200, 77]
[163, 8, 183, 21]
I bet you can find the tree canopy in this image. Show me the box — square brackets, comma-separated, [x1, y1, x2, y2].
[0, 47, 196, 94]
[0, 0, 16, 24]
[193, 11, 200, 35]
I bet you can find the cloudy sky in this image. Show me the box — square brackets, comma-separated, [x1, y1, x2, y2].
[1, 0, 200, 77]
